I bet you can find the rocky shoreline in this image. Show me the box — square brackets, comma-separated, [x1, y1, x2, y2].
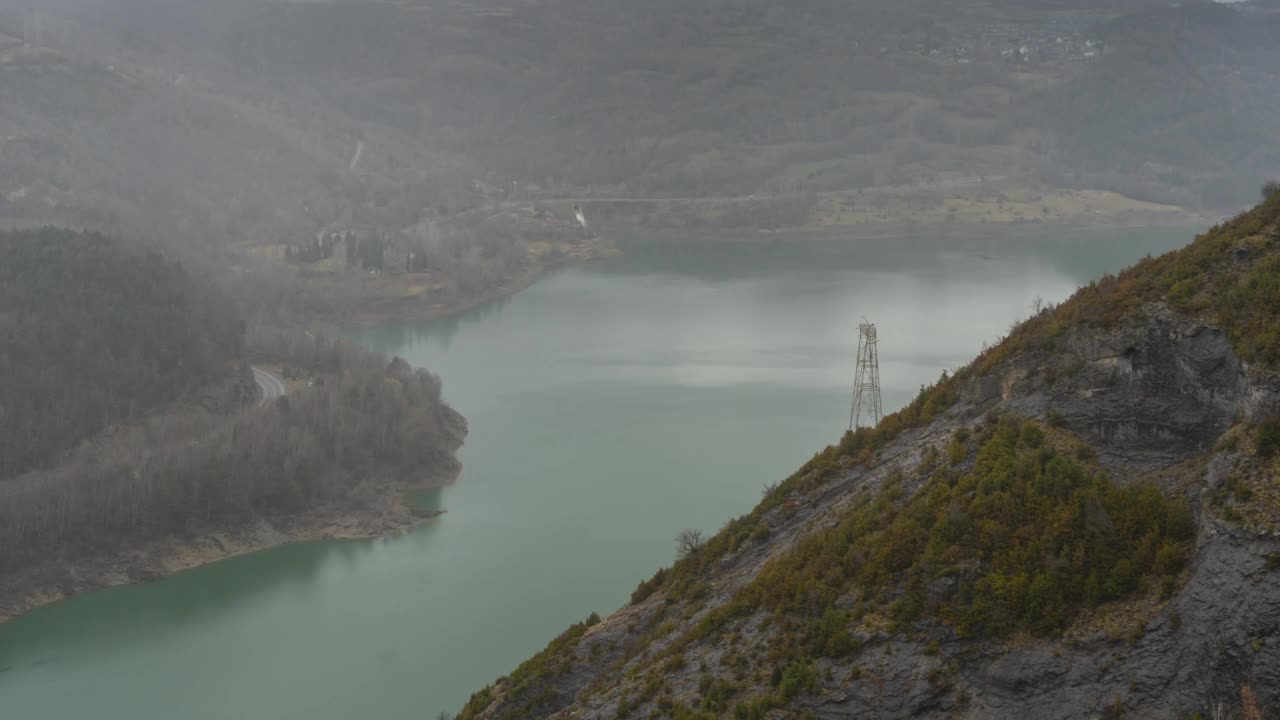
[0, 476, 456, 625]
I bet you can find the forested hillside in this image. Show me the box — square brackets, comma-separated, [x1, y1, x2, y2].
[13, 0, 1274, 208]
[0, 332, 465, 577]
[0, 228, 242, 480]
[1025, 1, 1280, 206]
[1, 0, 1275, 253]
[1, 0, 1273, 330]
[0, 230, 468, 615]
[458, 189, 1280, 719]
[0, 16, 606, 324]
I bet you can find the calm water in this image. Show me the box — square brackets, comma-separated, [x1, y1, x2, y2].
[0, 225, 1193, 719]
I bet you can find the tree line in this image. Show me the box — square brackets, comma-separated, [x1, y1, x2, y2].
[0, 228, 242, 480]
[0, 327, 463, 573]
[0, 229, 465, 573]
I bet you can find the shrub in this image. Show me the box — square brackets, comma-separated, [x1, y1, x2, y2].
[709, 418, 1194, 648]
[975, 193, 1280, 368]
[1257, 418, 1280, 458]
[630, 567, 669, 604]
[776, 661, 819, 701]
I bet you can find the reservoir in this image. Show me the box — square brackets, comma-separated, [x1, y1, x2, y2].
[0, 225, 1193, 719]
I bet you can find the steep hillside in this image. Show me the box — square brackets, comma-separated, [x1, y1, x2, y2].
[18, 0, 1277, 209]
[0, 228, 242, 479]
[458, 189, 1280, 719]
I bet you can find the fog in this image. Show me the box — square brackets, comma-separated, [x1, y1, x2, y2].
[1, 1, 1278, 718]
[2, 0, 1277, 255]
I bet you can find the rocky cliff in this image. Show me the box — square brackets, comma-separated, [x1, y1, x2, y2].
[459, 191, 1280, 720]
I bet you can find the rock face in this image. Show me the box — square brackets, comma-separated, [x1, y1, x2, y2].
[805, 523, 1280, 720]
[994, 303, 1258, 472]
[463, 294, 1280, 720]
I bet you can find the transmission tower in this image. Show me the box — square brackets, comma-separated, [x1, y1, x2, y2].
[848, 320, 882, 431]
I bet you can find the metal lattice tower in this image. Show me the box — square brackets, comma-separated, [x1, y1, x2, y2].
[848, 320, 882, 431]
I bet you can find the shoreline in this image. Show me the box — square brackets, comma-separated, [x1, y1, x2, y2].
[323, 241, 620, 331]
[305, 208, 1207, 333]
[0, 242, 603, 620]
[326, 211, 1207, 328]
[1, 268, 477, 625]
[0, 480, 453, 625]
[598, 211, 1211, 245]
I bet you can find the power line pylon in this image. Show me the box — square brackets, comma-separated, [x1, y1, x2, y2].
[849, 320, 882, 431]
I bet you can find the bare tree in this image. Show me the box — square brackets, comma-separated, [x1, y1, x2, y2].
[1241, 685, 1264, 720]
[676, 528, 705, 560]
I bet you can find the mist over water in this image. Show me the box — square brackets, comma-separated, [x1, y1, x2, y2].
[0, 226, 1193, 719]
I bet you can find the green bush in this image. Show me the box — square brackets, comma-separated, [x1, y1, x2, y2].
[775, 661, 819, 701]
[732, 695, 778, 720]
[721, 418, 1194, 646]
[1257, 418, 1280, 458]
[630, 567, 669, 604]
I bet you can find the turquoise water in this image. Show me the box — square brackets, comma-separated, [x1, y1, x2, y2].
[0, 225, 1193, 719]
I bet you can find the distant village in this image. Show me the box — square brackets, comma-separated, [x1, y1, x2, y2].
[283, 203, 595, 275]
[891, 17, 1107, 67]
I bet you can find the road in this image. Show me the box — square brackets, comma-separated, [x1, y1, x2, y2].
[252, 367, 286, 406]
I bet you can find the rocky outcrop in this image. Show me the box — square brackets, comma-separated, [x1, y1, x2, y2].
[988, 303, 1271, 473]
[794, 524, 1280, 719]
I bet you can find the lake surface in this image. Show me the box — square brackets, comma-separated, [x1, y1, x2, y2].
[0, 224, 1194, 719]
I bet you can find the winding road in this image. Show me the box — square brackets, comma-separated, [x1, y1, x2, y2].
[252, 367, 286, 406]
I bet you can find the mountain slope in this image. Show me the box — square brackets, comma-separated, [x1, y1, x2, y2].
[459, 190, 1280, 719]
[0, 29, 606, 325]
[1026, 2, 1280, 207]
[0, 228, 242, 479]
[8, 0, 1277, 209]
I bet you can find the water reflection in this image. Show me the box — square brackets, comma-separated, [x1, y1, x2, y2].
[407, 487, 446, 513]
[369, 290, 524, 354]
[603, 222, 1197, 284]
[0, 531, 418, 671]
